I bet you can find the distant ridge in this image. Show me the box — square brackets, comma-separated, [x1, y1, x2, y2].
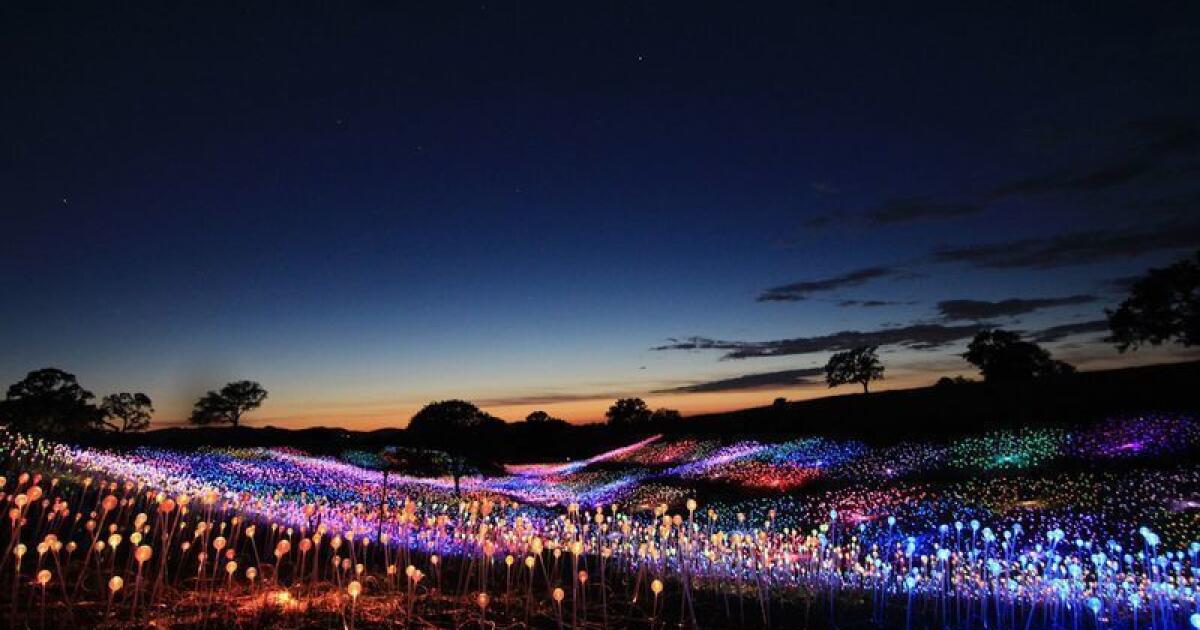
[81, 359, 1200, 458]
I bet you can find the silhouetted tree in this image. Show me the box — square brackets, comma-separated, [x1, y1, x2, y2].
[524, 410, 568, 426]
[409, 400, 503, 433]
[824, 345, 885, 393]
[188, 380, 267, 427]
[964, 330, 1074, 382]
[650, 408, 682, 424]
[772, 397, 788, 408]
[0, 368, 103, 435]
[935, 375, 975, 388]
[99, 392, 153, 432]
[1107, 251, 1200, 351]
[407, 400, 505, 495]
[605, 397, 652, 426]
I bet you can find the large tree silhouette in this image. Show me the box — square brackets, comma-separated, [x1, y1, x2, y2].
[964, 330, 1074, 382]
[406, 400, 504, 495]
[1107, 251, 1200, 351]
[0, 368, 103, 436]
[99, 392, 154, 432]
[524, 410, 568, 427]
[605, 397, 652, 426]
[824, 345, 885, 393]
[189, 381, 267, 427]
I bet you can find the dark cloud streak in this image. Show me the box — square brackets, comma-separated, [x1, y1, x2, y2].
[987, 117, 1200, 199]
[931, 221, 1200, 269]
[652, 323, 986, 360]
[867, 198, 983, 224]
[757, 266, 897, 302]
[653, 367, 825, 393]
[1029, 319, 1111, 343]
[937, 295, 1097, 321]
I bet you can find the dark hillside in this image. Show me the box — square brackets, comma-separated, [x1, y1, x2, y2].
[75, 360, 1200, 457]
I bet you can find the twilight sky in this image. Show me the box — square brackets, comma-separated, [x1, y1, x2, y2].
[2, 3, 1199, 428]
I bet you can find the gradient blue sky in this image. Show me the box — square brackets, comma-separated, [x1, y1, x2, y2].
[2, 3, 1198, 427]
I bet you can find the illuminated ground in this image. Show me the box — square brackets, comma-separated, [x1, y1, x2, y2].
[2, 414, 1199, 628]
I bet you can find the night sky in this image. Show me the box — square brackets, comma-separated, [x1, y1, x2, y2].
[3, 3, 1199, 428]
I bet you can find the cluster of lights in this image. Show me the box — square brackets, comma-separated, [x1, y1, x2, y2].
[0, 414, 1197, 628]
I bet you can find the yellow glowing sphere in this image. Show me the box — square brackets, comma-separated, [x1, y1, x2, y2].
[505, 554, 514, 566]
[108, 576, 123, 593]
[246, 567, 258, 581]
[651, 579, 664, 594]
[347, 580, 362, 599]
[225, 561, 237, 575]
[578, 570, 588, 583]
[36, 569, 51, 585]
[213, 536, 226, 551]
[525, 556, 535, 569]
[14, 544, 27, 558]
[553, 587, 565, 603]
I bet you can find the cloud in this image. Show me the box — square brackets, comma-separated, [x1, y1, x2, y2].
[837, 299, 905, 308]
[472, 392, 624, 407]
[937, 294, 1098, 321]
[1102, 275, 1142, 293]
[653, 367, 826, 394]
[758, 266, 897, 302]
[1029, 319, 1111, 343]
[930, 220, 1200, 269]
[988, 116, 1199, 199]
[803, 197, 982, 230]
[987, 160, 1152, 198]
[651, 323, 986, 360]
[866, 198, 983, 224]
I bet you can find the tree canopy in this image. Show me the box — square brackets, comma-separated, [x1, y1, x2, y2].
[406, 400, 505, 494]
[824, 345, 885, 393]
[188, 380, 267, 427]
[407, 399, 504, 434]
[0, 368, 103, 435]
[1107, 250, 1200, 351]
[650, 408, 682, 424]
[964, 330, 1074, 382]
[524, 410, 568, 426]
[99, 392, 154, 432]
[605, 397, 652, 426]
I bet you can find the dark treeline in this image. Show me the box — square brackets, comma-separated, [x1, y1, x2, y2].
[71, 359, 1200, 456]
[5, 250, 1199, 464]
[684, 359, 1200, 444]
